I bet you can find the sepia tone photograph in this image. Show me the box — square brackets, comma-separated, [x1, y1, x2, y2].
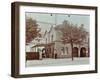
[25, 12, 90, 67]
[11, 2, 97, 77]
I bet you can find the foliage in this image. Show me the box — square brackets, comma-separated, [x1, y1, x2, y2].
[26, 18, 41, 43]
[56, 20, 88, 60]
[59, 20, 88, 44]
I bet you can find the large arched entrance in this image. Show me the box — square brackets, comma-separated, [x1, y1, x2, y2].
[80, 47, 86, 57]
[73, 47, 78, 57]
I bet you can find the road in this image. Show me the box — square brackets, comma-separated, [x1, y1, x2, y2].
[26, 57, 89, 67]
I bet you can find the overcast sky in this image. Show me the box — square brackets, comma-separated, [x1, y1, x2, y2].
[26, 12, 90, 33]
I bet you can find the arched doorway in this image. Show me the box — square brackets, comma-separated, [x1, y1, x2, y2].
[80, 47, 86, 57]
[73, 47, 78, 57]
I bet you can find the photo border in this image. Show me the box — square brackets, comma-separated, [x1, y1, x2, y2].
[11, 2, 98, 78]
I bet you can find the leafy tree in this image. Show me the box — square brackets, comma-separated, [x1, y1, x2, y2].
[26, 18, 41, 43]
[57, 20, 88, 60]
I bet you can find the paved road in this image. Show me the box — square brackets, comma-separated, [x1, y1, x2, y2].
[26, 57, 89, 67]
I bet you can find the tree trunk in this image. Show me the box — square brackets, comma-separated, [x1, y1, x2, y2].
[70, 41, 74, 61]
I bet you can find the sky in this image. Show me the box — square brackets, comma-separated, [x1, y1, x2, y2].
[26, 12, 90, 34]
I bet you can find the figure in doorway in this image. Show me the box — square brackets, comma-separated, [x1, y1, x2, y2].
[42, 48, 46, 58]
[54, 49, 57, 59]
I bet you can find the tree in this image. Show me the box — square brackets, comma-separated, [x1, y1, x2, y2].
[58, 20, 88, 60]
[26, 18, 41, 44]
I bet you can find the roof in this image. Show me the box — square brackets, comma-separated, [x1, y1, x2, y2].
[31, 43, 55, 48]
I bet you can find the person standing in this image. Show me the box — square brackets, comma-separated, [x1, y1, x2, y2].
[54, 49, 57, 59]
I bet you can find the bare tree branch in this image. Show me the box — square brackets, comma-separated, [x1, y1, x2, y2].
[55, 20, 88, 60]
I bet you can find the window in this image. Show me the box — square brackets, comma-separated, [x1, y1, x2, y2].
[61, 47, 65, 54]
[51, 34, 53, 42]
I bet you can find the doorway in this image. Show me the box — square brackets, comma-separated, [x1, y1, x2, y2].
[80, 47, 86, 57]
[73, 47, 78, 57]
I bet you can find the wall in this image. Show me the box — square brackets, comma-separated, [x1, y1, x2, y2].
[0, 0, 100, 80]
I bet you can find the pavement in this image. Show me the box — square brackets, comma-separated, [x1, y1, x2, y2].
[26, 57, 89, 67]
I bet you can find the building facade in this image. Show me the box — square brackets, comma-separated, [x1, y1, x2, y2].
[31, 25, 89, 59]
